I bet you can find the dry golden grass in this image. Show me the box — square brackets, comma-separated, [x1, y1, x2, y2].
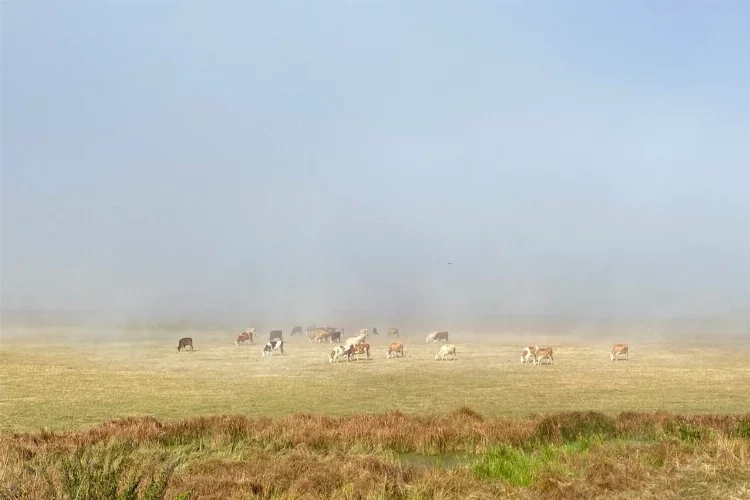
[1, 327, 749, 432]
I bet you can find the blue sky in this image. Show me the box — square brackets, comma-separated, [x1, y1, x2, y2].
[2, 2, 749, 325]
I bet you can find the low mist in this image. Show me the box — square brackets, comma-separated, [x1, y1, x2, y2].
[2, 2, 749, 339]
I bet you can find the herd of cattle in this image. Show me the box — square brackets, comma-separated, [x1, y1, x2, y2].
[176, 326, 630, 365]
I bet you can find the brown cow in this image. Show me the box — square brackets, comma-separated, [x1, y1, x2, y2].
[386, 341, 404, 358]
[387, 327, 400, 337]
[177, 337, 193, 351]
[533, 347, 554, 366]
[236, 328, 255, 345]
[611, 343, 629, 361]
[351, 343, 371, 361]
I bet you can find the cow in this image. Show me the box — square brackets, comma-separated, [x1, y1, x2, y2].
[387, 327, 400, 337]
[533, 347, 554, 366]
[328, 345, 352, 363]
[611, 343, 629, 361]
[435, 344, 457, 361]
[372, 327, 379, 336]
[330, 329, 342, 344]
[386, 341, 404, 358]
[269, 330, 283, 341]
[235, 328, 256, 345]
[519, 345, 539, 363]
[290, 326, 304, 337]
[177, 337, 193, 351]
[359, 328, 369, 338]
[262, 339, 284, 356]
[350, 343, 371, 361]
[425, 331, 449, 343]
[345, 333, 367, 347]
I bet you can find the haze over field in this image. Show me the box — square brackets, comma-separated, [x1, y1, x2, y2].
[2, 3, 749, 332]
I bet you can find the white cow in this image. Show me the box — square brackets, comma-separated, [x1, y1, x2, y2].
[435, 344, 457, 361]
[261, 339, 284, 357]
[425, 331, 449, 343]
[344, 333, 367, 348]
[519, 345, 539, 363]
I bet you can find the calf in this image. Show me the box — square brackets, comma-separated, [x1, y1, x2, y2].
[435, 344, 457, 361]
[426, 331, 449, 343]
[177, 337, 193, 351]
[611, 343, 629, 361]
[387, 327, 400, 337]
[328, 345, 351, 363]
[519, 345, 539, 363]
[386, 341, 404, 358]
[262, 339, 284, 357]
[350, 343, 371, 361]
[533, 347, 554, 366]
[269, 330, 283, 341]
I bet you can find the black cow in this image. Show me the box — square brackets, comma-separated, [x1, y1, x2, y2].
[269, 330, 283, 341]
[177, 337, 193, 351]
[290, 326, 303, 337]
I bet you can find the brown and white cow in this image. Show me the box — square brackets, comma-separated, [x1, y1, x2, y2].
[328, 345, 351, 363]
[387, 327, 400, 337]
[177, 337, 193, 351]
[350, 343, 371, 361]
[386, 341, 404, 358]
[425, 331, 449, 343]
[435, 344, 457, 361]
[269, 330, 283, 341]
[235, 328, 256, 345]
[519, 345, 539, 363]
[611, 343, 629, 361]
[533, 347, 554, 366]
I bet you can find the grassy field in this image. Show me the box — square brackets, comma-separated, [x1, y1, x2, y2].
[2, 328, 750, 499]
[2, 328, 749, 432]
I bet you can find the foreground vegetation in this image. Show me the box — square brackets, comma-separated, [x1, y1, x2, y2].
[2, 409, 750, 499]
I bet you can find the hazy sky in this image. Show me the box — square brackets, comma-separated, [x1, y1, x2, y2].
[2, 2, 749, 324]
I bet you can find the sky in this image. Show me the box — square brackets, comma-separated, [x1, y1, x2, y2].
[2, 2, 749, 327]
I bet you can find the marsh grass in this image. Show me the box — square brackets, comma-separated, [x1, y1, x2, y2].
[2, 411, 750, 499]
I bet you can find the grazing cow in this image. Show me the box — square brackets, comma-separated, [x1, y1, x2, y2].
[345, 333, 367, 347]
[177, 337, 193, 351]
[372, 327, 379, 336]
[611, 343, 629, 361]
[425, 331, 449, 343]
[519, 345, 539, 363]
[386, 341, 404, 358]
[328, 345, 352, 363]
[359, 328, 368, 338]
[269, 330, 283, 341]
[435, 344, 457, 361]
[533, 347, 554, 366]
[387, 327, 400, 337]
[350, 343, 371, 361]
[235, 328, 256, 345]
[290, 326, 303, 337]
[262, 339, 284, 356]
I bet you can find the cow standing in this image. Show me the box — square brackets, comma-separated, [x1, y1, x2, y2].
[386, 341, 404, 358]
[387, 328, 400, 338]
[435, 344, 457, 361]
[350, 343, 371, 361]
[177, 337, 193, 352]
[611, 344, 629, 361]
[519, 345, 539, 363]
[534, 347, 554, 366]
[425, 331, 449, 343]
[262, 339, 284, 357]
[290, 326, 303, 337]
[345, 333, 367, 347]
[269, 330, 283, 342]
[372, 327, 379, 336]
